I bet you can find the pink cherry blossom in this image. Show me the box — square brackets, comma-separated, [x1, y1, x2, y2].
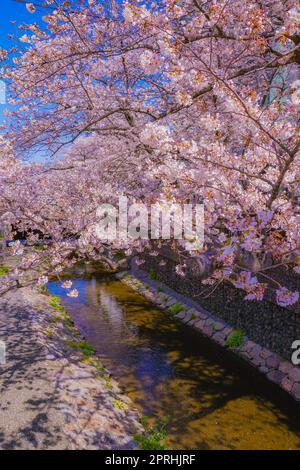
[67, 289, 79, 299]
[26, 3, 36, 14]
[62, 280, 73, 289]
[37, 276, 48, 286]
[175, 264, 186, 277]
[0, 0, 299, 306]
[276, 288, 299, 307]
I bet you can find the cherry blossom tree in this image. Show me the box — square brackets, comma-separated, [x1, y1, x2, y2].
[0, 0, 299, 306]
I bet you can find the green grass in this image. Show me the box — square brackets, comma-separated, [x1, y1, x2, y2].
[48, 295, 65, 312]
[67, 340, 95, 357]
[38, 284, 48, 294]
[49, 295, 61, 303]
[134, 416, 168, 450]
[50, 312, 75, 330]
[134, 280, 143, 288]
[0, 265, 11, 276]
[156, 287, 162, 293]
[45, 326, 54, 337]
[90, 357, 105, 372]
[226, 330, 245, 349]
[168, 302, 185, 315]
[94, 360, 105, 371]
[100, 373, 113, 390]
[83, 356, 105, 371]
[113, 399, 126, 410]
[149, 269, 160, 281]
[34, 244, 45, 251]
[60, 311, 74, 324]
[50, 314, 65, 324]
[114, 249, 126, 261]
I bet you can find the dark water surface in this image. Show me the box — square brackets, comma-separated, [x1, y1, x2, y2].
[48, 271, 300, 450]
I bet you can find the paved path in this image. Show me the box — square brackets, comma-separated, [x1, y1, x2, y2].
[0, 286, 142, 450]
[0, 289, 70, 449]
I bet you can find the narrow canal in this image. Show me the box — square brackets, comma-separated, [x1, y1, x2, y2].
[48, 271, 300, 450]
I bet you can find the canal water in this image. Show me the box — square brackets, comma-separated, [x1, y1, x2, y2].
[48, 271, 300, 450]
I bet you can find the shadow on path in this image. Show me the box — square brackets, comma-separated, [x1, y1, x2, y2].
[0, 290, 69, 449]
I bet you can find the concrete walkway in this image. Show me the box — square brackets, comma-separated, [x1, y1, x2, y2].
[0, 285, 142, 450]
[0, 289, 70, 449]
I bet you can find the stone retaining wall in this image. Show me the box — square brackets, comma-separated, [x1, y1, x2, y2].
[116, 267, 300, 403]
[141, 248, 300, 361]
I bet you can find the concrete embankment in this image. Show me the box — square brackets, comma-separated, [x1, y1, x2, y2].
[117, 267, 300, 403]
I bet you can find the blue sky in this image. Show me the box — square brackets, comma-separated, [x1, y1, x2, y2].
[0, 0, 45, 121]
[1, 1, 47, 48]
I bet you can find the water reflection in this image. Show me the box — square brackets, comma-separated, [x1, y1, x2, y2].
[48, 274, 300, 450]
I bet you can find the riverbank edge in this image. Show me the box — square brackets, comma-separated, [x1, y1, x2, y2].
[20, 285, 143, 449]
[116, 269, 300, 403]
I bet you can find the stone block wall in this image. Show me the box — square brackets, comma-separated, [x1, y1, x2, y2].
[141, 249, 300, 361]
